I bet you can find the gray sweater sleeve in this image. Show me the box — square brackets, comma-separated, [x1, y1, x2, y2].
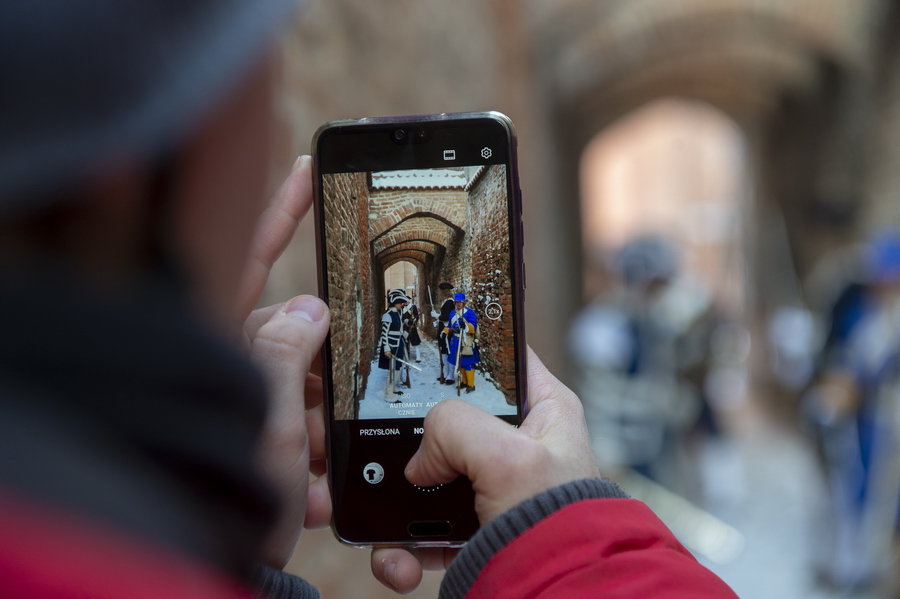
[438, 478, 629, 599]
[251, 564, 320, 599]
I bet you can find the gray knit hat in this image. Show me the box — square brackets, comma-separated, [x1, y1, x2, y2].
[0, 0, 299, 213]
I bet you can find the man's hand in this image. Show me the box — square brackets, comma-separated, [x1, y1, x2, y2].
[233, 156, 333, 568]
[250, 295, 330, 568]
[370, 347, 600, 592]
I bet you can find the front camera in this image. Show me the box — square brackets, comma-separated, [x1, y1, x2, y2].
[394, 129, 406, 141]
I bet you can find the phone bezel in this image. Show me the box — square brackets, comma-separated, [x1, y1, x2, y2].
[311, 112, 528, 547]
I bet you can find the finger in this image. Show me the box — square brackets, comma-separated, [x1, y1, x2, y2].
[370, 548, 424, 594]
[409, 547, 459, 571]
[310, 351, 322, 379]
[306, 403, 325, 461]
[236, 155, 313, 318]
[309, 459, 326, 478]
[251, 294, 330, 565]
[405, 400, 517, 487]
[519, 348, 597, 481]
[252, 296, 330, 446]
[244, 303, 284, 345]
[406, 401, 547, 526]
[523, 345, 580, 412]
[303, 475, 332, 530]
[304, 373, 323, 410]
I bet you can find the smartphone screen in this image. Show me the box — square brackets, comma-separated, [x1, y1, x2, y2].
[313, 112, 526, 546]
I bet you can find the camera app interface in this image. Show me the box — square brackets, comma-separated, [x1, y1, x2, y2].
[323, 165, 518, 420]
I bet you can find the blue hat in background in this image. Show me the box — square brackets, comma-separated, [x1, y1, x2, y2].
[616, 236, 678, 289]
[866, 229, 900, 284]
[453, 292, 466, 302]
[0, 0, 299, 213]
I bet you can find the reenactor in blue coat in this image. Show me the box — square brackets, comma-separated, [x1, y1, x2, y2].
[445, 292, 480, 394]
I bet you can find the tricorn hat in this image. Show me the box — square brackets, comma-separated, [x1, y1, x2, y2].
[438, 282, 454, 290]
[388, 289, 410, 304]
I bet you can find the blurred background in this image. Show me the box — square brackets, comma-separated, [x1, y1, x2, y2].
[265, 0, 900, 597]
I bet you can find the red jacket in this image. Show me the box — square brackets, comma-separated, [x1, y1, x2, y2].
[465, 498, 737, 598]
[0, 490, 259, 599]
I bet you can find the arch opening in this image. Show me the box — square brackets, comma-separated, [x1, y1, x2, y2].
[570, 97, 751, 490]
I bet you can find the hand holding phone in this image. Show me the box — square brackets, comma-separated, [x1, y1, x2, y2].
[233, 156, 334, 568]
[370, 347, 601, 593]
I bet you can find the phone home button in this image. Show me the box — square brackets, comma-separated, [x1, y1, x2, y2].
[408, 521, 452, 537]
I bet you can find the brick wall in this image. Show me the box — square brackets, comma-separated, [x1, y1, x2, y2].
[324, 172, 374, 419]
[456, 166, 517, 402]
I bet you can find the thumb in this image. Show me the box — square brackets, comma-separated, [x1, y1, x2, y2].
[404, 400, 544, 526]
[250, 294, 330, 566]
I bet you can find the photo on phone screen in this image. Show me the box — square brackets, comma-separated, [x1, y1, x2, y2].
[322, 164, 519, 421]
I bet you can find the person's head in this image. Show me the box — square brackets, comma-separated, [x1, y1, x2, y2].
[389, 289, 409, 309]
[0, 0, 298, 326]
[865, 229, 900, 298]
[453, 292, 466, 310]
[616, 236, 678, 298]
[439, 282, 454, 297]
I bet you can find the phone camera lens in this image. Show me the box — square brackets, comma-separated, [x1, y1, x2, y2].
[394, 129, 406, 141]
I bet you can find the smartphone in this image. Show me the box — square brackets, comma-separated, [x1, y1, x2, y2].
[312, 112, 527, 547]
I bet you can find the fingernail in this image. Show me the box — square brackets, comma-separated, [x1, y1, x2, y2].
[404, 450, 419, 478]
[286, 295, 325, 322]
[293, 154, 311, 171]
[383, 560, 398, 590]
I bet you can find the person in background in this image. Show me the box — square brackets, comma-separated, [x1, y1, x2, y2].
[379, 289, 410, 398]
[403, 296, 422, 363]
[446, 292, 480, 394]
[433, 282, 457, 384]
[570, 236, 706, 483]
[0, 2, 738, 597]
[804, 230, 900, 590]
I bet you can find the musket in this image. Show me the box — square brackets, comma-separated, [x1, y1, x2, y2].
[401, 336, 411, 388]
[433, 289, 446, 384]
[454, 312, 463, 397]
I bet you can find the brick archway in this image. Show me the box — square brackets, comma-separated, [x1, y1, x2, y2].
[369, 198, 466, 239]
[375, 240, 444, 265]
[529, 0, 871, 381]
[380, 250, 429, 269]
[371, 217, 460, 256]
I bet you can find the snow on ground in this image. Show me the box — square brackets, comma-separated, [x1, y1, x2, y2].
[359, 335, 516, 420]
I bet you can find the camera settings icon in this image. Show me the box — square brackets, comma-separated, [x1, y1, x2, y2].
[480, 147, 492, 159]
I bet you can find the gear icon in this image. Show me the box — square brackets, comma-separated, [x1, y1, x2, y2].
[481, 147, 492, 159]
